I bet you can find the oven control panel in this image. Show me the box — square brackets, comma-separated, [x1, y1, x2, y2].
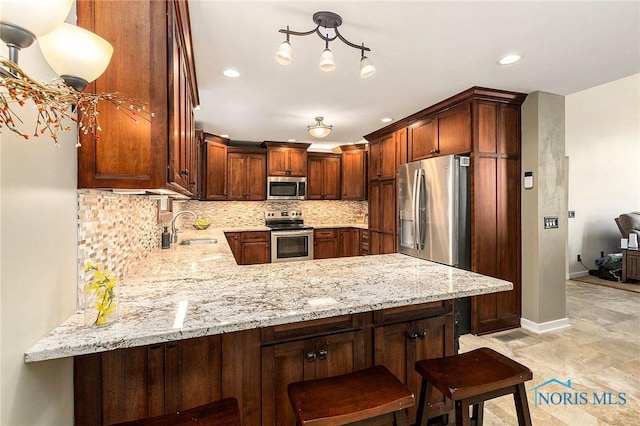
[265, 210, 303, 220]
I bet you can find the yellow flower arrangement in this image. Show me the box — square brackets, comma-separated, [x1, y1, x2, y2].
[84, 262, 118, 327]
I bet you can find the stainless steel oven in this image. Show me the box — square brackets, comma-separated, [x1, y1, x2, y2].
[271, 229, 314, 263]
[266, 210, 314, 263]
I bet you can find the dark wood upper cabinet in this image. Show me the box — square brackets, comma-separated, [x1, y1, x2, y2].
[202, 133, 228, 201]
[263, 142, 310, 177]
[408, 103, 471, 162]
[227, 148, 267, 201]
[77, 0, 199, 197]
[339, 144, 367, 201]
[307, 153, 341, 200]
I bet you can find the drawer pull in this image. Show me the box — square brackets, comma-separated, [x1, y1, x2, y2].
[408, 332, 418, 341]
[317, 349, 328, 360]
[306, 351, 317, 362]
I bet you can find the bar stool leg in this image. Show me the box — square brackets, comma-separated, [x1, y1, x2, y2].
[513, 383, 532, 426]
[414, 379, 433, 426]
[454, 399, 472, 426]
[471, 401, 484, 426]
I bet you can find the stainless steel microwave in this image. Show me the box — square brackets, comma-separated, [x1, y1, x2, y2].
[267, 176, 306, 201]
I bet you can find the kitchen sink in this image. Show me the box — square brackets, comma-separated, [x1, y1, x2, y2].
[180, 238, 218, 245]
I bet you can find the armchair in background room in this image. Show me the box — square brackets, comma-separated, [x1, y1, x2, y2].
[616, 212, 640, 238]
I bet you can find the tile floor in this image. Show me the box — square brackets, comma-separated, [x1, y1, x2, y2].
[458, 280, 640, 425]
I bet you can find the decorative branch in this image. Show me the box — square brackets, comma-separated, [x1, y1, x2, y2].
[0, 58, 154, 146]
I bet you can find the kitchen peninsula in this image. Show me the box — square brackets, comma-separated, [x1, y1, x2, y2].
[26, 228, 512, 425]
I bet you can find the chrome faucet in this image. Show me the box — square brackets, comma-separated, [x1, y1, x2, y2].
[170, 210, 197, 243]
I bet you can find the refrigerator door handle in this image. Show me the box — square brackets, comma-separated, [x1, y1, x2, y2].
[412, 168, 420, 250]
[415, 168, 426, 251]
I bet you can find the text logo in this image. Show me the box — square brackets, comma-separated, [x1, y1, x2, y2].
[528, 378, 627, 407]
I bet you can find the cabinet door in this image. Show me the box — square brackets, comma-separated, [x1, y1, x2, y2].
[339, 228, 355, 257]
[245, 154, 267, 200]
[437, 103, 472, 156]
[227, 153, 247, 200]
[380, 134, 397, 180]
[307, 155, 325, 200]
[77, 0, 168, 191]
[240, 241, 270, 265]
[368, 139, 381, 181]
[341, 149, 366, 200]
[323, 156, 341, 199]
[314, 330, 366, 379]
[314, 229, 340, 259]
[373, 316, 453, 423]
[225, 232, 241, 263]
[169, 43, 191, 193]
[368, 181, 381, 231]
[288, 148, 308, 177]
[261, 339, 315, 425]
[204, 141, 227, 200]
[267, 148, 289, 176]
[164, 336, 223, 413]
[408, 119, 437, 161]
[380, 179, 396, 235]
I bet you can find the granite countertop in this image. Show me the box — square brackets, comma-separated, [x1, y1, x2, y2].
[24, 227, 512, 363]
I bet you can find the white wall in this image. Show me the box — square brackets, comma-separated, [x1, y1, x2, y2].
[566, 74, 640, 277]
[0, 48, 77, 424]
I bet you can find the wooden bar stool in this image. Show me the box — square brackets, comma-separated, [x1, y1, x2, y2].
[287, 365, 415, 425]
[414, 347, 532, 426]
[112, 397, 241, 426]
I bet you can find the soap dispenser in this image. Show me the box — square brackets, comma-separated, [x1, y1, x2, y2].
[161, 226, 171, 249]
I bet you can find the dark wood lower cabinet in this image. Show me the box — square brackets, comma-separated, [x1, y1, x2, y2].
[75, 305, 452, 425]
[224, 231, 270, 265]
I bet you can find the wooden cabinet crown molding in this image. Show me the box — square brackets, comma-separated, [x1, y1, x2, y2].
[262, 141, 311, 150]
[363, 86, 527, 142]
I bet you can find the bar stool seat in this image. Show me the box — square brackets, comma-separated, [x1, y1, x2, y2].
[288, 365, 415, 425]
[414, 347, 532, 426]
[112, 397, 241, 426]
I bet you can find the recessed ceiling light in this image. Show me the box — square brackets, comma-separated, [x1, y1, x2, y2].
[381, 117, 393, 123]
[220, 134, 230, 138]
[222, 68, 240, 78]
[288, 139, 296, 142]
[497, 54, 522, 65]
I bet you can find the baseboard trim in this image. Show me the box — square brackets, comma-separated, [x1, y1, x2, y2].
[568, 270, 590, 279]
[521, 317, 571, 334]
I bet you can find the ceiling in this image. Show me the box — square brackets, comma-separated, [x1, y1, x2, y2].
[189, 1, 639, 151]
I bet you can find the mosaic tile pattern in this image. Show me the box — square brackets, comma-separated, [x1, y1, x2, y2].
[77, 190, 162, 307]
[175, 200, 368, 228]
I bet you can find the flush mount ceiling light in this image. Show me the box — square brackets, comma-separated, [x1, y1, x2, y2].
[0, 0, 152, 144]
[381, 117, 393, 123]
[308, 116, 332, 138]
[275, 11, 376, 78]
[497, 53, 522, 65]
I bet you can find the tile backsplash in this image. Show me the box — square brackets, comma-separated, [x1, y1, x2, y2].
[175, 200, 368, 228]
[77, 190, 162, 306]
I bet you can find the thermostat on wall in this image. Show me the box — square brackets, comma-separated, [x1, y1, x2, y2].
[524, 171, 534, 189]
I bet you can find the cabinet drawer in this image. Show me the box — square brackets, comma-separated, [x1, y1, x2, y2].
[314, 229, 338, 239]
[373, 301, 452, 325]
[240, 231, 270, 242]
[261, 313, 366, 345]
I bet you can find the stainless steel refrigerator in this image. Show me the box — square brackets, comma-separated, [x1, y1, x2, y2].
[397, 154, 471, 335]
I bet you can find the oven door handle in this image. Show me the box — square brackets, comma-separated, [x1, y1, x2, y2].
[271, 230, 313, 237]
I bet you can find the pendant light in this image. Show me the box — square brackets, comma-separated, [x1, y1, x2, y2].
[318, 39, 335, 72]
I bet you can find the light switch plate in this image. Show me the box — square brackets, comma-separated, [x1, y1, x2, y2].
[544, 216, 559, 229]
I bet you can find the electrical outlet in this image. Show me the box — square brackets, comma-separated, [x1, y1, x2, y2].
[577, 254, 582, 262]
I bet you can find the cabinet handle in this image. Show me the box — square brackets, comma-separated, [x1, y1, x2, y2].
[317, 349, 328, 360]
[306, 351, 317, 362]
[408, 332, 418, 341]
[180, 169, 189, 177]
[376, 171, 382, 177]
[418, 331, 427, 339]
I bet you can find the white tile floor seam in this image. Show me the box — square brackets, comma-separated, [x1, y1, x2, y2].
[459, 280, 640, 425]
